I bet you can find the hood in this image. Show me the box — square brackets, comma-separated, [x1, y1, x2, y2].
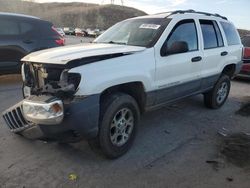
[22, 43, 146, 64]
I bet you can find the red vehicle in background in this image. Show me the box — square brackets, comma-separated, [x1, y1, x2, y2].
[238, 36, 250, 78]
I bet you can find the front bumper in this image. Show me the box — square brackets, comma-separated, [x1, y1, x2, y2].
[2, 94, 100, 142]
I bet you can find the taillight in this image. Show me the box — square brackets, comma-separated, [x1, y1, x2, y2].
[52, 26, 61, 36]
[55, 38, 65, 46]
[243, 47, 250, 59]
[51, 26, 65, 46]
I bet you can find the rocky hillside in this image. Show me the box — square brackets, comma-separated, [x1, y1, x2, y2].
[238, 29, 250, 37]
[0, 0, 146, 29]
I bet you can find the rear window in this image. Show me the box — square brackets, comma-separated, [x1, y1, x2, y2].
[0, 19, 19, 35]
[200, 20, 224, 49]
[39, 21, 58, 37]
[220, 22, 241, 46]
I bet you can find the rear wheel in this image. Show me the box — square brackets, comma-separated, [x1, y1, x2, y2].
[204, 75, 231, 109]
[89, 93, 140, 159]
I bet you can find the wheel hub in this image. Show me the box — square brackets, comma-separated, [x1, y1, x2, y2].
[110, 108, 134, 147]
[216, 82, 228, 104]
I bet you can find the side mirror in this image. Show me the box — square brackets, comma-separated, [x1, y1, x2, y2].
[161, 41, 189, 56]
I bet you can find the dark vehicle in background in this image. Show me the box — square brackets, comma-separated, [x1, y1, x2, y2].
[238, 35, 250, 78]
[0, 12, 64, 75]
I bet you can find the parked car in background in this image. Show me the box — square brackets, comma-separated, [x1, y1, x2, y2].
[0, 12, 65, 75]
[237, 35, 250, 78]
[87, 29, 100, 38]
[56, 27, 65, 37]
[75, 28, 87, 37]
[63, 27, 75, 35]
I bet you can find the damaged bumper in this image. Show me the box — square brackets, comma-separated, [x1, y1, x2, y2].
[2, 95, 100, 142]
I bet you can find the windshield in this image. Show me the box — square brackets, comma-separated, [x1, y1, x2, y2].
[94, 18, 169, 47]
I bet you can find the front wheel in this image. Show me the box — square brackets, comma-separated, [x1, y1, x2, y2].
[204, 75, 231, 109]
[90, 93, 140, 159]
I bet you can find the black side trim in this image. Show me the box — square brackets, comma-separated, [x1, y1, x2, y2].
[145, 74, 220, 111]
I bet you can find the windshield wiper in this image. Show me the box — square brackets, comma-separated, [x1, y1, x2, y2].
[107, 41, 127, 45]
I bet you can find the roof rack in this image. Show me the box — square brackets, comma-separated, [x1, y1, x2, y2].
[155, 9, 228, 20]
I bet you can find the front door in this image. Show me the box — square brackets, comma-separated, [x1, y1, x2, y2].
[154, 19, 203, 104]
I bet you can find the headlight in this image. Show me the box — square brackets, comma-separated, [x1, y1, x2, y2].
[22, 100, 64, 125]
[21, 63, 26, 82]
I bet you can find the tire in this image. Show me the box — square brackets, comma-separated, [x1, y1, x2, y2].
[204, 75, 231, 109]
[89, 92, 140, 159]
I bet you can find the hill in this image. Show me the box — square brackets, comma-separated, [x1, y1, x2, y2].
[238, 29, 250, 37]
[0, 0, 146, 29]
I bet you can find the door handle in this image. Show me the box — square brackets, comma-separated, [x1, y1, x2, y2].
[191, 56, 202, 62]
[221, 51, 228, 56]
[23, 39, 33, 44]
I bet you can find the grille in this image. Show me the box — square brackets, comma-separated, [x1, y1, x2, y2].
[2, 102, 32, 133]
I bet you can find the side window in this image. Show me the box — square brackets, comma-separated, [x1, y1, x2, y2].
[20, 22, 34, 35]
[214, 21, 224, 47]
[200, 20, 222, 49]
[166, 20, 198, 52]
[220, 22, 241, 45]
[0, 19, 19, 36]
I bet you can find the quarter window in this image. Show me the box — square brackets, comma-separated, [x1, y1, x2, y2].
[200, 20, 223, 49]
[166, 20, 198, 52]
[20, 22, 34, 35]
[220, 22, 241, 45]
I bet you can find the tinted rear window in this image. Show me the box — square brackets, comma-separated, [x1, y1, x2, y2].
[39, 21, 58, 37]
[200, 20, 218, 49]
[200, 20, 224, 49]
[220, 22, 241, 45]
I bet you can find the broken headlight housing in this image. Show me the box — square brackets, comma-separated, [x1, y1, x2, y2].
[22, 100, 64, 125]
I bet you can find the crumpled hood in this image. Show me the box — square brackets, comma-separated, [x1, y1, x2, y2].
[22, 43, 146, 64]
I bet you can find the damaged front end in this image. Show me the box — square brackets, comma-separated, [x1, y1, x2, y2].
[21, 62, 81, 100]
[2, 62, 99, 141]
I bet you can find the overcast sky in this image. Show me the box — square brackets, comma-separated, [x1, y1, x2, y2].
[31, 0, 249, 29]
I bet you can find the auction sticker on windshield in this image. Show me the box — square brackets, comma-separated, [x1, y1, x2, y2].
[139, 24, 161, 30]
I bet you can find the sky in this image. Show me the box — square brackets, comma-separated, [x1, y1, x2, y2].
[30, 0, 250, 29]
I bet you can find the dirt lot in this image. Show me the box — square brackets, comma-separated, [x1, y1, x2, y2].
[0, 37, 250, 188]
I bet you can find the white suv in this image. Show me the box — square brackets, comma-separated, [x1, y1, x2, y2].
[2, 10, 243, 158]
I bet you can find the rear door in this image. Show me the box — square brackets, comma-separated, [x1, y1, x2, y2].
[0, 17, 24, 71]
[198, 19, 226, 90]
[0, 16, 39, 73]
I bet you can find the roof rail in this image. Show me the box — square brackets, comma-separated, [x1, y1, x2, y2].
[155, 9, 228, 20]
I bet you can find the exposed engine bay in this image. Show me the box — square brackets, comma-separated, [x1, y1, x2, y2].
[21, 62, 81, 101]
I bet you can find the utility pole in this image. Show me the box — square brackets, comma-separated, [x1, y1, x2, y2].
[102, 0, 124, 6]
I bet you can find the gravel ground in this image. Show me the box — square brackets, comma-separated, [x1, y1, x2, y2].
[0, 36, 250, 188]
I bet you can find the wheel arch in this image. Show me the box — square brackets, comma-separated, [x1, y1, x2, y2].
[99, 81, 147, 113]
[222, 64, 236, 78]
